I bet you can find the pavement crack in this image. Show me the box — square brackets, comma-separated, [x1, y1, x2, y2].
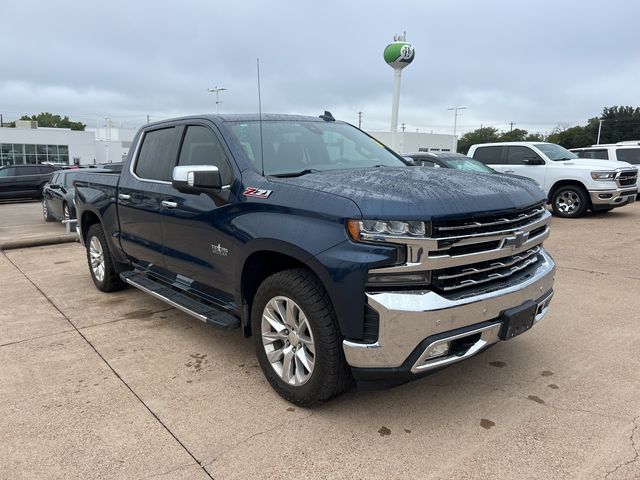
[0, 328, 75, 348]
[557, 265, 640, 281]
[3, 252, 216, 480]
[605, 415, 639, 479]
[203, 411, 315, 467]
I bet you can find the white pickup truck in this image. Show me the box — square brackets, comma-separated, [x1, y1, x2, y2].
[467, 142, 638, 218]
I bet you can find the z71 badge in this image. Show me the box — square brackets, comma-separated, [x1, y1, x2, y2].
[243, 187, 272, 199]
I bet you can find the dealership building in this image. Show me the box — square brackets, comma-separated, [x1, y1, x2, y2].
[0, 120, 136, 167]
[367, 130, 457, 154]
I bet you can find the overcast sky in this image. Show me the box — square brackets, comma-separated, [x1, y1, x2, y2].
[1, 0, 638, 136]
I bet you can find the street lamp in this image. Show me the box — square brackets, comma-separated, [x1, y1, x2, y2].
[207, 86, 227, 114]
[447, 106, 467, 152]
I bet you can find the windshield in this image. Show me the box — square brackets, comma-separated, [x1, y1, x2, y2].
[535, 143, 579, 161]
[227, 120, 405, 176]
[442, 158, 495, 174]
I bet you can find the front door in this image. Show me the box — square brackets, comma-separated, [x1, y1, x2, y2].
[160, 123, 238, 304]
[503, 146, 547, 187]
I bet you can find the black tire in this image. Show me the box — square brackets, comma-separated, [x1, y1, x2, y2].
[550, 185, 589, 218]
[251, 268, 351, 407]
[42, 198, 56, 222]
[86, 223, 126, 292]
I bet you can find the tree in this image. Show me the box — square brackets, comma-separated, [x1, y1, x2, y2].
[19, 112, 86, 131]
[457, 127, 500, 154]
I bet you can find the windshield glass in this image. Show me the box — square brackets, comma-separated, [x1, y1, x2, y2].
[442, 158, 495, 173]
[227, 121, 405, 176]
[535, 143, 579, 161]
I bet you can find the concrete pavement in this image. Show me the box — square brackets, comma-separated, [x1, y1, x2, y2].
[0, 200, 77, 249]
[1, 204, 639, 479]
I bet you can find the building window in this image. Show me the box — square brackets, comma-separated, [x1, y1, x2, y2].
[430, 148, 440, 152]
[441, 148, 451, 152]
[418, 147, 429, 152]
[0, 143, 70, 166]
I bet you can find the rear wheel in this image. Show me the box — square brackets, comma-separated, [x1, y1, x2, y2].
[86, 224, 126, 292]
[551, 186, 589, 218]
[42, 199, 55, 222]
[251, 268, 351, 406]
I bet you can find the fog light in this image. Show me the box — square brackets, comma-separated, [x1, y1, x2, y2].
[427, 342, 450, 359]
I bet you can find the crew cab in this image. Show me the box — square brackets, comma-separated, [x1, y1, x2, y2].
[75, 113, 556, 406]
[468, 142, 638, 217]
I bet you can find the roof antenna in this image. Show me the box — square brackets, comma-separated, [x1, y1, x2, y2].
[256, 58, 265, 176]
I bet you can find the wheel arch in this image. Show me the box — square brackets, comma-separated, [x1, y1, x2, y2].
[548, 180, 591, 206]
[238, 241, 334, 338]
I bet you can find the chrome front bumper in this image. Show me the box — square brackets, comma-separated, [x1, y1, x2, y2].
[589, 187, 637, 206]
[343, 249, 556, 370]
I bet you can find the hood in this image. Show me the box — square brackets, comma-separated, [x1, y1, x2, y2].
[563, 159, 635, 170]
[275, 167, 546, 220]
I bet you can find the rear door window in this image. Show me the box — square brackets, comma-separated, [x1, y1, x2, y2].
[472, 146, 505, 164]
[616, 148, 640, 164]
[134, 127, 179, 181]
[177, 126, 233, 184]
[0, 167, 16, 177]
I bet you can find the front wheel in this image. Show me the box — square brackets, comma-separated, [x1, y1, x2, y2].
[551, 186, 589, 218]
[251, 268, 351, 407]
[86, 224, 126, 292]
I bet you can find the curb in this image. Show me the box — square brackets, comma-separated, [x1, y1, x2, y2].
[0, 234, 79, 251]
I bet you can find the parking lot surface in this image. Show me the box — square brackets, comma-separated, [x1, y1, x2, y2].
[0, 200, 77, 249]
[1, 204, 639, 479]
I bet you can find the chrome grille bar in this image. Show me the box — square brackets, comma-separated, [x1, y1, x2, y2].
[435, 246, 541, 280]
[435, 206, 545, 233]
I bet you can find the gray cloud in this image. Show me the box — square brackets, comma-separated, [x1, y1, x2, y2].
[2, 0, 638, 135]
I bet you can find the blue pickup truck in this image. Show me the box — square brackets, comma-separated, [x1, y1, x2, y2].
[74, 113, 556, 406]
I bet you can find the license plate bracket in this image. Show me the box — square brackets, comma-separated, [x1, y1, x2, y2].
[499, 300, 537, 340]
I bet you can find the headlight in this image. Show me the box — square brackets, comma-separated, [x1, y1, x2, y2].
[591, 171, 616, 181]
[346, 219, 431, 241]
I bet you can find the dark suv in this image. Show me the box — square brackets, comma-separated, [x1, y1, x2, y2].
[0, 164, 59, 199]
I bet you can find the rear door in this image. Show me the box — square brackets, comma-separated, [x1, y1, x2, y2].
[117, 125, 181, 269]
[45, 172, 64, 218]
[160, 123, 238, 302]
[472, 145, 507, 170]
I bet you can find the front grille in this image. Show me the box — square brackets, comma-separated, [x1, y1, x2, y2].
[431, 246, 541, 292]
[432, 203, 546, 238]
[618, 171, 638, 187]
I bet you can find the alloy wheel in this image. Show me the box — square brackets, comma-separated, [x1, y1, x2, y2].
[261, 296, 316, 386]
[555, 190, 580, 214]
[89, 236, 105, 282]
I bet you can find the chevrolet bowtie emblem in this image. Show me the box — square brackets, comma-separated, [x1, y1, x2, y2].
[504, 231, 529, 250]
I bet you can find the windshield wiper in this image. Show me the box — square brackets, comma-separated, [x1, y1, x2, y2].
[271, 169, 322, 178]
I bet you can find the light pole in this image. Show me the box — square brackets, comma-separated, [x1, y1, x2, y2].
[207, 86, 227, 114]
[597, 119, 604, 144]
[447, 106, 467, 152]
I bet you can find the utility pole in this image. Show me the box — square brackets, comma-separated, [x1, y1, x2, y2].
[207, 86, 227, 114]
[401, 122, 406, 132]
[597, 119, 604, 144]
[509, 121, 515, 132]
[357, 111, 363, 129]
[146, 115, 150, 124]
[0, 114, 3, 127]
[447, 106, 467, 152]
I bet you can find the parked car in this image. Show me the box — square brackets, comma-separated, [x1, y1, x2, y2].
[42, 168, 117, 221]
[570, 142, 640, 165]
[75, 113, 555, 406]
[468, 142, 638, 218]
[0, 164, 59, 200]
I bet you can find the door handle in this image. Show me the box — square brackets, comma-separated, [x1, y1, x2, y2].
[161, 200, 178, 209]
[118, 193, 131, 200]
[504, 170, 515, 173]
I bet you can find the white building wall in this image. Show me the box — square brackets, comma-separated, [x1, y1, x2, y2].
[367, 131, 456, 154]
[0, 125, 139, 166]
[0, 127, 96, 165]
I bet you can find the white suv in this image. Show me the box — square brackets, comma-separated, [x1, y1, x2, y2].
[467, 142, 638, 218]
[570, 141, 640, 166]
